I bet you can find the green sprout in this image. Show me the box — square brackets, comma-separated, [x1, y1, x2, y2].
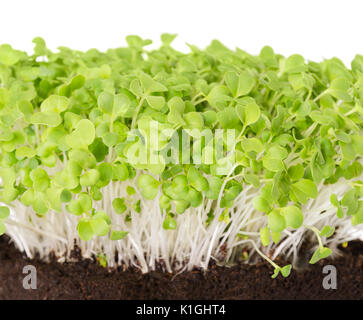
[0, 35, 362, 276]
[305, 225, 334, 264]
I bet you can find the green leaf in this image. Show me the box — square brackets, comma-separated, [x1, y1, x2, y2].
[188, 188, 203, 207]
[187, 167, 208, 192]
[17, 100, 33, 121]
[271, 268, 280, 279]
[90, 218, 109, 236]
[60, 189, 72, 203]
[281, 206, 303, 229]
[262, 157, 284, 172]
[329, 77, 352, 102]
[206, 85, 232, 110]
[110, 230, 128, 240]
[204, 176, 222, 200]
[244, 173, 260, 188]
[288, 164, 304, 181]
[236, 71, 255, 97]
[139, 73, 168, 93]
[167, 96, 185, 126]
[183, 112, 204, 130]
[320, 225, 335, 237]
[58, 74, 85, 97]
[309, 247, 332, 264]
[351, 135, 363, 157]
[280, 264, 292, 277]
[236, 97, 261, 127]
[341, 188, 359, 215]
[163, 215, 177, 230]
[268, 209, 286, 233]
[92, 211, 111, 225]
[80, 169, 100, 187]
[16, 147, 36, 160]
[283, 54, 306, 74]
[146, 95, 165, 110]
[40, 95, 69, 113]
[130, 79, 143, 96]
[290, 179, 318, 204]
[0, 44, 24, 66]
[226, 71, 255, 97]
[216, 107, 240, 129]
[253, 196, 271, 213]
[113, 93, 132, 116]
[0, 206, 10, 219]
[103, 132, 119, 147]
[30, 111, 62, 127]
[112, 163, 129, 181]
[271, 232, 281, 244]
[288, 73, 314, 91]
[161, 33, 177, 45]
[98, 92, 132, 117]
[30, 168, 50, 192]
[260, 226, 270, 246]
[271, 264, 292, 279]
[137, 174, 160, 200]
[241, 138, 263, 153]
[112, 198, 127, 214]
[98, 91, 114, 114]
[126, 35, 152, 48]
[66, 119, 95, 148]
[77, 219, 94, 241]
[174, 199, 189, 214]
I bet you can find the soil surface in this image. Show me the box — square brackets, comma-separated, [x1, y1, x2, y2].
[0, 235, 362, 300]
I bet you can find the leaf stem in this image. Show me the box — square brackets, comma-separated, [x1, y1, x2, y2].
[247, 239, 280, 269]
[304, 224, 323, 248]
[34, 124, 40, 146]
[193, 97, 206, 106]
[313, 89, 329, 102]
[131, 97, 145, 129]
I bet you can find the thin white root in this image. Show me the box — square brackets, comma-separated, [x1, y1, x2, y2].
[4, 173, 363, 272]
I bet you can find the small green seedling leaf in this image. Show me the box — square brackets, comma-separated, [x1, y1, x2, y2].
[290, 179, 318, 204]
[320, 225, 335, 237]
[268, 209, 286, 233]
[163, 215, 177, 230]
[90, 218, 109, 236]
[66, 119, 95, 148]
[41, 95, 69, 113]
[309, 247, 332, 264]
[280, 264, 292, 277]
[137, 174, 160, 200]
[236, 97, 261, 127]
[77, 219, 93, 241]
[260, 226, 270, 246]
[0, 206, 10, 219]
[253, 196, 271, 213]
[281, 206, 303, 229]
[110, 230, 128, 240]
[112, 198, 127, 214]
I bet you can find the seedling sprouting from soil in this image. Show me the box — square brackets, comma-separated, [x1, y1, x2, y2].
[0, 35, 363, 277]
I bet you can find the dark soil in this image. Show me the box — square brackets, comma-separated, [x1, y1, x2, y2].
[0, 235, 362, 300]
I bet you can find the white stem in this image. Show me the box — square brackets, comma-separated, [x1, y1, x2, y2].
[3, 169, 363, 272]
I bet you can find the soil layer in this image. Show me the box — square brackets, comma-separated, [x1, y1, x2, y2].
[0, 235, 362, 300]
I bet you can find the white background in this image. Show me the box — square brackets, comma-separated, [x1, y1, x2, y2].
[1, 0, 363, 65]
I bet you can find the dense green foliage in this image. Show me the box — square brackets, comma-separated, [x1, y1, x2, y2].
[0, 35, 363, 277]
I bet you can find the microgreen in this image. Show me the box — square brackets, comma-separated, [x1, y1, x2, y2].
[0, 35, 362, 276]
